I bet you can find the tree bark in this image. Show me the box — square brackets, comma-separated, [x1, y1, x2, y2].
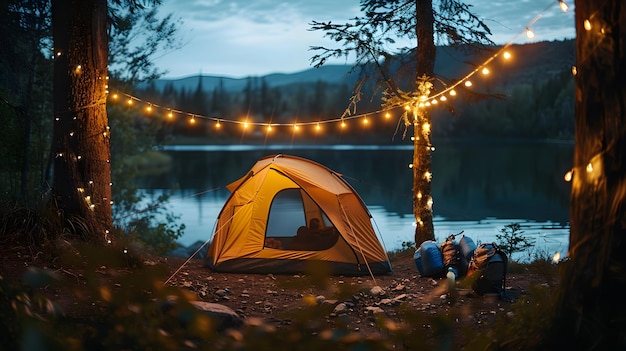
[554, 0, 626, 348]
[413, 0, 436, 246]
[51, 0, 112, 241]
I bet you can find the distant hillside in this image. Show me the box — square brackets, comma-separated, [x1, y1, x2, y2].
[146, 39, 574, 94]
[147, 65, 356, 93]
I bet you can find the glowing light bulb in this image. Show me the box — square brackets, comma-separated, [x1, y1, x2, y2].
[189, 116, 196, 124]
[404, 105, 411, 111]
[525, 28, 535, 39]
[424, 171, 432, 181]
[112, 93, 118, 100]
[127, 99, 133, 105]
[464, 80, 473, 87]
[558, 0, 569, 12]
[266, 125, 272, 132]
[425, 101, 431, 107]
[341, 121, 346, 128]
[423, 122, 431, 133]
[553, 252, 561, 263]
[571, 66, 577, 76]
[564, 170, 573, 182]
[426, 197, 433, 209]
[408, 163, 413, 169]
[482, 67, 490, 75]
[315, 123, 321, 131]
[293, 124, 299, 131]
[584, 19, 591, 31]
[417, 192, 422, 199]
[167, 110, 173, 118]
[363, 117, 369, 125]
[216, 120, 221, 128]
[586, 163, 593, 172]
[385, 112, 391, 119]
[243, 121, 249, 129]
[440, 96, 447, 102]
[503, 51, 511, 60]
[431, 99, 438, 105]
[449, 89, 457, 96]
[146, 105, 152, 113]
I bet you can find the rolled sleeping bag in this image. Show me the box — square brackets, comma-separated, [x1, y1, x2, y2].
[459, 235, 477, 262]
[415, 240, 445, 278]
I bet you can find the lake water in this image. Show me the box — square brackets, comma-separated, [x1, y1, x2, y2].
[136, 141, 573, 260]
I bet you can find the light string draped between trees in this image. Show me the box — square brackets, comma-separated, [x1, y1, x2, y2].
[107, 1, 573, 136]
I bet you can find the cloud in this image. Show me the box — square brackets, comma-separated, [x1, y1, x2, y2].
[153, 0, 575, 78]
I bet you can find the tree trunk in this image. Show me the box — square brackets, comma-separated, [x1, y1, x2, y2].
[413, 0, 436, 246]
[554, 0, 626, 348]
[51, 0, 112, 241]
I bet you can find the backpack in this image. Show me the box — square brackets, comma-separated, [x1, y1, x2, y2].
[467, 243, 508, 296]
[440, 235, 468, 278]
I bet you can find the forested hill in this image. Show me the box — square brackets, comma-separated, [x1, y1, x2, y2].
[135, 39, 575, 144]
[147, 39, 574, 93]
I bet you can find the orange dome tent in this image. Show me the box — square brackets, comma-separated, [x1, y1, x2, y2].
[205, 154, 392, 275]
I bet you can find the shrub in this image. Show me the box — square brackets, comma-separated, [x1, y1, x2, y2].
[496, 223, 535, 259]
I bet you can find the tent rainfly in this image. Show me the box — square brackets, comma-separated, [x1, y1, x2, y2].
[205, 154, 392, 275]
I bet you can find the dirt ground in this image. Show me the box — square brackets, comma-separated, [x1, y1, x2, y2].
[0, 242, 558, 342]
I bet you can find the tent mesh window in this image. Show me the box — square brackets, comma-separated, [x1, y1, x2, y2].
[265, 189, 338, 251]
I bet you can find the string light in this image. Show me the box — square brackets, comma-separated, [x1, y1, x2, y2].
[564, 170, 573, 182]
[525, 28, 535, 39]
[558, 0, 568, 12]
[584, 19, 592, 31]
[104, 2, 569, 134]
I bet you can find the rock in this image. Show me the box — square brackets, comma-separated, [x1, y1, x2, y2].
[379, 298, 392, 305]
[189, 301, 243, 331]
[215, 289, 228, 297]
[333, 303, 348, 315]
[365, 306, 385, 315]
[316, 295, 326, 304]
[393, 294, 408, 301]
[369, 286, 385, 296]
[394, 284, 406, 291]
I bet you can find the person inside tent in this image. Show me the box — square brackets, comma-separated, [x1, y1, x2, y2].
[291, 218, 321, 250]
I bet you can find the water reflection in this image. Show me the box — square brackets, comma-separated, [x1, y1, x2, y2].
[137, 141, 572, 258]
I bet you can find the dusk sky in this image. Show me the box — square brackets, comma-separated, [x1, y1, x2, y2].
[153, 0, 576, 79]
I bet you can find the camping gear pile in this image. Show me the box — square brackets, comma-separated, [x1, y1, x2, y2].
[413, 232, 508, 296]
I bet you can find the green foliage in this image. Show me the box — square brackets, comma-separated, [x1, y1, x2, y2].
[496, 223, 535, 259]
[387, 240, 417, 260]
[109, 105, 184, 254]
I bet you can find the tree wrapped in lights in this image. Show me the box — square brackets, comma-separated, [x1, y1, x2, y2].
[310, 0, 494, 245]
[51, 0, 112, 241]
